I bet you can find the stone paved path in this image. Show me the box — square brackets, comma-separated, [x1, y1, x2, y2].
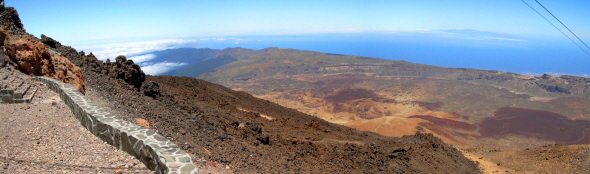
[0, 67, 152, 173]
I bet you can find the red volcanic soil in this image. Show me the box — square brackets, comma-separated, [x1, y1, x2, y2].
[410, 107, 590, 145]
[409, 115, 478, 144]
[409, 115, 477, 131]
[325, 88, 393, 103]
[479, 107, 590, 144]
[81, 73, 481, 173]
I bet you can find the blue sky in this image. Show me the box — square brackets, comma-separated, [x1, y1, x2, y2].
[10, 0, 590, 43]
[7, 0, 590, 76]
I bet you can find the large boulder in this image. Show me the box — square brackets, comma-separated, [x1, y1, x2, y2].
[40, 34, 61, 48]
[0, 7, 25, 35]
[3, 31, 56, 76]
[0, 30, 85, 93]
[142, 81, 160, 99]
[0, 8, 86, 94]
[108, 55, 145, 89]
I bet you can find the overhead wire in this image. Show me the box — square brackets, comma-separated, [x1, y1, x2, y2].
[520, 0, 590, 57]
[535, 0, 590, 51]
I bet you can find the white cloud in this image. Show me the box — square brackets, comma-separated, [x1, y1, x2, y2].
[482, 37, 528, 42]
[381, 29, 528, 43]
[128, 54, 156, 63]
[342, 28, 364, 33]
[523, 72, 590, 78]
[140, 62, 188, 75]
[83, 39, 196, 61]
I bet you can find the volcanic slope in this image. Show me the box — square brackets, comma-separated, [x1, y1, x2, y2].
[186, 47, 590, 147]
[37, 38, 482, 172]
[170, 47, 590, 173]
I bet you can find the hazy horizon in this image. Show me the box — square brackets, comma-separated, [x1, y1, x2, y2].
[7, 0, 590, 76]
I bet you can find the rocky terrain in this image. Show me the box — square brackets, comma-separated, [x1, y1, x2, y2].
[174, 47, 590, 146]
[0, 66, 151, 174]
[5, 2, 590, 173]
[64, 53, 481, 173]
[0, 7, 85, 93]
[166, 47, 590, 173]
[0, 5, 480, 173]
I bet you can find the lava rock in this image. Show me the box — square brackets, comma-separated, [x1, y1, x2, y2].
[40, 34, 61, 48]
[111, 55, 145, 89]
[142, 81, 160, 99]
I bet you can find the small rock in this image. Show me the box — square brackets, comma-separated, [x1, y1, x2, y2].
[51, 101, 57, 106]
[203, 148, 212, 155]
[478, 156, 484, 159]
[134, 118, 150, 129]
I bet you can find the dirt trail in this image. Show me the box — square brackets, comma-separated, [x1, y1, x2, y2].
[0, 68, 151, 173]
[461, 151, 516, 174]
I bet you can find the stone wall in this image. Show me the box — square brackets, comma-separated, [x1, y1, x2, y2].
[33, 76, 198, 174]
[1, 46, 4, 66]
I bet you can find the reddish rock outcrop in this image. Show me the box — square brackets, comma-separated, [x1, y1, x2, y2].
[0, 7, 85, 93]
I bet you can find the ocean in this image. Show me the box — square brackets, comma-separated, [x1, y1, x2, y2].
[182, 32, 590, 76]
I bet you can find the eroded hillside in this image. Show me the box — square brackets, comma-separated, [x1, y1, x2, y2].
[35, 30, 482, 173]
[189, 47, 590, 149]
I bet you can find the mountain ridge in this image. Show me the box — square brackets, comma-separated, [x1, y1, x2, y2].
[154, 46, 590, 147]
[0, 5, 483, 173]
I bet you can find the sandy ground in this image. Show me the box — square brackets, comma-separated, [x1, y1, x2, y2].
[461, 151, 518, 174]
[0, 71, 152, 173]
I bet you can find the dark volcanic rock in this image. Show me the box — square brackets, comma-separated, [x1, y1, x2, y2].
[0, 7, 25, 35]
[39, 35, 146, 90]
[0, 0, 5, 14]
[111, 55, 145, 89]
[536, 82, 571, 94]
[457, 71, 516, 82]
[141, 81, 160, 99]
[40, 34, 61, 48]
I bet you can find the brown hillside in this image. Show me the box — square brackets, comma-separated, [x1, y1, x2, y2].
[30, 33, 482, 172]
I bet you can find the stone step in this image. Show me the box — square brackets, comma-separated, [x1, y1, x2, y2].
[0, 71, 9, 82]
[13, 98, 30, 104]
[1, 94, 13, 103]
[0, 75, 14, 89]
[14, 84, 30, 99]
[5, 77, 23, 91]
[22, 83, 33, 96]
[22, 86, 37, 102]
[0, 89, 12, 96]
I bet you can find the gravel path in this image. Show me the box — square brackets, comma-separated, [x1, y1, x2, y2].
[0, 70, 153, 173]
